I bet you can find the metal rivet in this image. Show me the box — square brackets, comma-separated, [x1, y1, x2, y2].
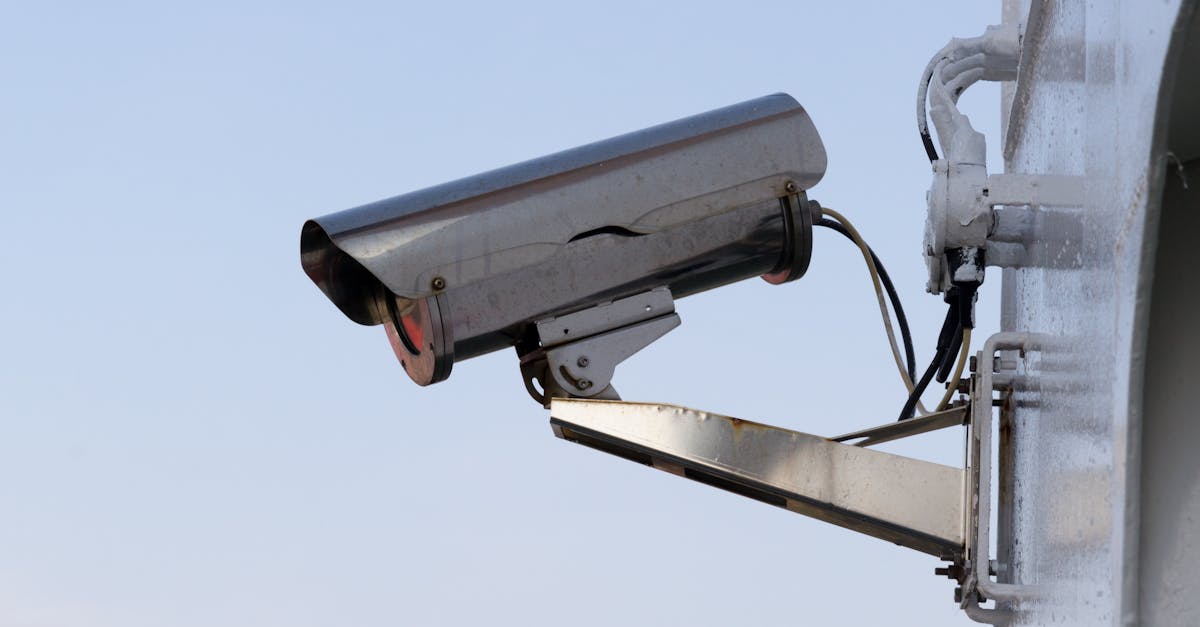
[577, 356, 590, 368]
[430, 276, 446, 291]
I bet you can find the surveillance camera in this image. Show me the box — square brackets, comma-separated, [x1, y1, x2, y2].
[301, 93, 826, 403]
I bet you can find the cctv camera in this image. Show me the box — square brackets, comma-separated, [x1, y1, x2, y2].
[301, 93, 826, 403]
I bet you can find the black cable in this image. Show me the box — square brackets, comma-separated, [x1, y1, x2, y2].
[900, 348, 947, 422]
[816, 218, 917, 383]
[920, 73, 940, 162]
[898, 296, 961, 421]
[921, 129, 939, 163]
[936, 324, 964, 383]
[921, 130, 940, 160]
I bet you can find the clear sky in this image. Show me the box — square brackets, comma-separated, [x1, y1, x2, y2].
[2, 2, 1004, 625]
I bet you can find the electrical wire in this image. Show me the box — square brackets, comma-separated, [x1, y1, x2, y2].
[818, 206, 977, 418]
[816, 218, 916, 383]
[936, 319, 965, 383]
[898, 300, 959, 421]
[917, 51, 948, 162]
[900, 346, 948, 422]
[919, 51, 983, 162]
[818, 208, 925, 412]
[936, 327, 972, 411]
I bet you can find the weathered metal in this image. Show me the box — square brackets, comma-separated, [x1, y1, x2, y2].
[995, 1, 1197, 624]
[831, 406, 967, 448]
[550, 398, 967, 558]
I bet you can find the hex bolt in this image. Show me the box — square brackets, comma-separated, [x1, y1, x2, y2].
[576, 356, 590, 368]
[935, 564, 963, 580]
[430, 276, 447, 291]
[576, 378, 593, 390]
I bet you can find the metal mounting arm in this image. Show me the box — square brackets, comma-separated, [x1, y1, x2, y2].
[547, 333, 1045, 624]
[550, 399, 967, 558]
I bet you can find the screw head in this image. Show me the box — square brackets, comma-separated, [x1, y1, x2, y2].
[784, 181, 798, 194]
[430, 276, 446, 291]
[576, 378, 593, 390]
[576, 356, 590, 368]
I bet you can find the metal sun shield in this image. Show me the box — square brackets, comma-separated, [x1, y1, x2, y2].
[301, 93, 826, 388]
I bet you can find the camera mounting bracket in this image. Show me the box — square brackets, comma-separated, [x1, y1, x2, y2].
[518, 288, 680, 406]
[546, 331, 1049, 625]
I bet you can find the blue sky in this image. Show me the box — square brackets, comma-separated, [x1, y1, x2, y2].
[2, 2, 1002, 625]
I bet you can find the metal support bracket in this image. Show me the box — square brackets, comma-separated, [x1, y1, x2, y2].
[984, 173, 1085, 208]
[832, 406, 967, 447]
[984, 176, 1086, 270]
[544, 332, 1045, 624]
[519, 288, 680, 406]
[919, 22, 1088, 293]
[550, 399, 967, 558]
[959, 332, 1046, 625]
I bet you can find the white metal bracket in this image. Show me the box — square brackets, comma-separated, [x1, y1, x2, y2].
[959, 332, 1047, 625]
[921, 22, 1091, 294]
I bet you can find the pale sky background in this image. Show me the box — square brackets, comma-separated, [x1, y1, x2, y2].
[1, 2, 1004, 625]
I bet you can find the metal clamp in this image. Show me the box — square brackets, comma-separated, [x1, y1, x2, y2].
[519, 288, 680, 406]
[960, 332, 1047, 625]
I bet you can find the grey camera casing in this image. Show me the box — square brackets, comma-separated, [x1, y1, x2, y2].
[302, 93, 826, 386]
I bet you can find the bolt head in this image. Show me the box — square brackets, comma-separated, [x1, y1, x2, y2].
[430, 276, 446, 291]
[784, 181, 798, 193]
[576, 378, 592, 390]
[576, 356, 590, 368]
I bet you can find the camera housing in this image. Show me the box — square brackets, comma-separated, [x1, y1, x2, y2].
[301, 93, 826, 395]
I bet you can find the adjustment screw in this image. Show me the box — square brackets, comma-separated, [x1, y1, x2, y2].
[576, 378, 593, 390]
[577, 356, 590, 368]
[430, 276, 447, 291]
[784, 181, 798, 194]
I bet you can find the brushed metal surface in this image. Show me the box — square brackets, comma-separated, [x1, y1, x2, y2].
[831, 406, 967, 448]
[301, 94, 827, 383]
[550, 399, 966, 558]
[301, 93, 825, 323]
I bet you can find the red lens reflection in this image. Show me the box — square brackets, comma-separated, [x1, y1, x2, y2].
[400, 310, 425, 354]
